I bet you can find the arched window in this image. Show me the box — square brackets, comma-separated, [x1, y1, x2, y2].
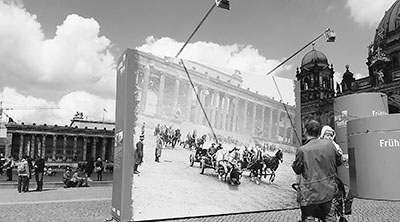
[303, 77, 310, 90]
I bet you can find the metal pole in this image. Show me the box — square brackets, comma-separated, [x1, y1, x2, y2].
[266, 28, 331, 76]
[175, 3, 217, 58]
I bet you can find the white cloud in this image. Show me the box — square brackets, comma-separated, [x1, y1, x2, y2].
[0, 1, 116, 125]
[345, 0, 397, 27]
[0, 87, 114, 125]
[137, 36, 294, 105]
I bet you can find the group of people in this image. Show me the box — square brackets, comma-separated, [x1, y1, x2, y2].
[62, 157, 104, 188]
[12, 155, 45, 193]
[292, 119, 352, 222]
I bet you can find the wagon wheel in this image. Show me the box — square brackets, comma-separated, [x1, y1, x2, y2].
[189, 154, 195, 167]
[200, 159, 206, 174]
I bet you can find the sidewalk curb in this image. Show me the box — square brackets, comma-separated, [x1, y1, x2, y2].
[0, 181, 113, 189]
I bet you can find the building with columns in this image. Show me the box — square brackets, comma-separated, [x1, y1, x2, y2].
[1, 120, 114, 162]
[126, 49, 296, 145]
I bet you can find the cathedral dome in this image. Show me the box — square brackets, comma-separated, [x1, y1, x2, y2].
[374, 0, 400, 45]
[301, 49, 329, 68]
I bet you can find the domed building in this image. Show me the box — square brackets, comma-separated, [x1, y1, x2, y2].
[339, 0, 400, 113]
[296, 46, 335, 129]
[296, 0, 400, 132]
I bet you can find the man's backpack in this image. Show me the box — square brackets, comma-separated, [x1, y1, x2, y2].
[17, 161, 27, 174]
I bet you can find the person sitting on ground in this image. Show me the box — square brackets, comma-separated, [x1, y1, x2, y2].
[70, 168, 86, 187]
[62, 166, 73, 188]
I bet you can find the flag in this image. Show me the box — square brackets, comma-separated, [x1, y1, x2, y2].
[103, 108, 108, 113]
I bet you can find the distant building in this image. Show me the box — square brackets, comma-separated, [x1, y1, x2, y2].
[2, 118, 114, 162]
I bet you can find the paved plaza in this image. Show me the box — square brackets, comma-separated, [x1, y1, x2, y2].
[0, 184, 400, 221]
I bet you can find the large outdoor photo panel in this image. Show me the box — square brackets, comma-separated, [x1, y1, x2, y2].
[112, 48, 299, 221]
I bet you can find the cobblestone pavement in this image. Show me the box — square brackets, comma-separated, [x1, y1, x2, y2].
[1, 186, 400, 222]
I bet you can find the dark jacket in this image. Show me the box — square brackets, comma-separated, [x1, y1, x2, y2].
[34, 157, 45, 173]
[135, 141, 144, 165]
[85, 159, 95, 174]
[292, 138, 342, 206]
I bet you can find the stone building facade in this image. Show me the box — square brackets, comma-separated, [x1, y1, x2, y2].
[127, 49, 296, 144]
[296, 47, 336, 129]
[2, 121, 114, 162]
[338, 0, 400, 113]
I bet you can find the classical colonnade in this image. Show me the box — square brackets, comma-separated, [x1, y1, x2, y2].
[5, 131, 114, 162]
[136, 54, 295, 143]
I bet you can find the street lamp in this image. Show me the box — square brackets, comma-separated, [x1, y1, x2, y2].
[266, 28, 336, 76]
[215, 0, 230, 10]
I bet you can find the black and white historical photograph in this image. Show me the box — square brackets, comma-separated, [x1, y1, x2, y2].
[1, 1, 400, 222]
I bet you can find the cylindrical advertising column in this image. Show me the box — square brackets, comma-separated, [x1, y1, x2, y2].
[334, 93, 388, 187]
[347, 114, 400, 200]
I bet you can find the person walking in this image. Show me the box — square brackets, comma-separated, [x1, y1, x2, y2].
[85, 157, 94, 181]
[0, 153, 4, 175]
[155, 135, 162, 162]
[94, 158, 104, 181]
[17, 155, 30, 193]
[4, 154, 14, 181]
[34, 155, 45, 191]
[292, 120, 343, 222]
[320, 125, 353, 218]
[134, 135, 144, 174]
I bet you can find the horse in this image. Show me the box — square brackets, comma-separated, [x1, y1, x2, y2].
[215, 148, 242, 185]
[243, 148, 264, 185]
[196, 134, 207, 148]
[171, 129, 181, 148]
[261, 149, 283, 183]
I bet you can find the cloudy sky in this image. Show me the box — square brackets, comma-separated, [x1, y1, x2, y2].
[0, 0, 396, 125]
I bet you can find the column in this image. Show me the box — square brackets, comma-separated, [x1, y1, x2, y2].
[194, 86, 202, 124]
[110, 138, 115, 162]
[216, 93, 224, 129]
[52, 135, 57, 161]
[30, 134, 35, 158]
[226, 97, 232, 131]
[186, 82, 193, 122]
[83, 137, 88, 161]
[73, 136, 78, 161]
[63, 136, 67, 161]
[173, 78, 180, 110]
[231, 98, 238, 133]
[101, 138, 107, 161]
[269, 109, 274, 141]
[211, 91, 219, 127]
[92, 137, 98, 159]
[242, 101, 248, 134]
[221, 95, 228, 131]
[36, 137, 41, 158]
[157, 73, 166, 114]
[5, 132, 12, 157]
[42, 135, 47, 160]
[261, 106, 265, 139]
[252, 103, 257, 136]
[19, 134, 24, 160]
[198, 87, 207, 125]
[283, 114, 289, 143]
[139, 64, 150, 113]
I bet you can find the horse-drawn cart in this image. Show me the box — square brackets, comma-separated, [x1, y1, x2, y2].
[189, 148, 215, 174]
